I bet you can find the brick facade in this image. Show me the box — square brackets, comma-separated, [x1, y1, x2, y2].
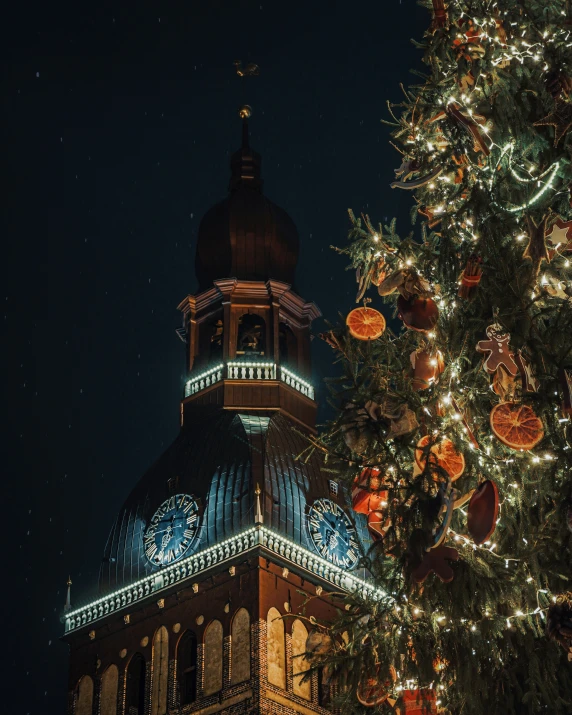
[64, 553, 341, 714]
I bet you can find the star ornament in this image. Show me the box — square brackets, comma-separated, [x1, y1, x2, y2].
[534, 99, 572, 146]
[523, 215, 550, 280]
[546, 218, 572, 253]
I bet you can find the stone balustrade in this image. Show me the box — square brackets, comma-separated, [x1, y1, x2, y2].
[184, 361, 314, 401]
[63, 526, 383, 634]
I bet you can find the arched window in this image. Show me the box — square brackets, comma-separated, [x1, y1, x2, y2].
[126, 653, 146, 715]
[236, 313, 266, 356]
[209, 318, 224, 362]
[203, 620, 223, 696]
[100, 665, 118, 715]
[231, 608, 251, 684]
[279, 322, 298, 369]
[75, 675, 94, 715]
[266, 607, 286, 689]
[291, 619, 311, 700]
[177, 630, 197, 705]
[151, 626, 169, 715]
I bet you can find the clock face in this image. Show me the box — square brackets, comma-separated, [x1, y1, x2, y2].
[307, 498, 359, 569]
[143, 494, 200, 566]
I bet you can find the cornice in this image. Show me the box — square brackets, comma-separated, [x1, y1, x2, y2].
[177, 284, 224, 317]
[179, 280, 321, 325]
[62, 526, 385, 636]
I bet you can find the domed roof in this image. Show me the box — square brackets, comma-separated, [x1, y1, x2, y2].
[99, 409, 366, 595]
[195, 121, 299, 291]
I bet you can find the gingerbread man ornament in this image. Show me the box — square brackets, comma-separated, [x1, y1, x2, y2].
[411, 545, 459, 583]
[476, 324, 519, 375]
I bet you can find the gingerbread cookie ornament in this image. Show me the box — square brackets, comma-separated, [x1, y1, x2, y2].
[476, 324, 519, 375]
[411, 545, 459, 583]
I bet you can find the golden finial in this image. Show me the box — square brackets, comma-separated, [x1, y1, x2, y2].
[64, 575, 73, 612]
[254, 483, 263, 524]
[239, 104, 252, 120]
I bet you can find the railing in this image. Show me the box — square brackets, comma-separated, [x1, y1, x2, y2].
[227, 361, 276, 380]
[184, 361, 315, 401]
[64, 529, 258, 634]
[280, 366, 314, 400]
[63, 525, 385, 634]
[184, 364, 224, 397]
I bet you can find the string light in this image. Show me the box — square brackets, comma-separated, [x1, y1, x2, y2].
[333, 6, 571, 705]
[488, 142, 561, 212]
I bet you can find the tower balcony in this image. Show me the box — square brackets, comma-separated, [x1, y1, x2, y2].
[181, 359, 317, 430]
[184, 360, 315, 401]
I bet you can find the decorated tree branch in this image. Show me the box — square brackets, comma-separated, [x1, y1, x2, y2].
[312, 1, 572, 712]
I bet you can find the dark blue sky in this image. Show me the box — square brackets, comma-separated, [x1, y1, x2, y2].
[3, 1, 427, 711]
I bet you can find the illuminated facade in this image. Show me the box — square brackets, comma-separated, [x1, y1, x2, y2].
[62, 115, 369, 715]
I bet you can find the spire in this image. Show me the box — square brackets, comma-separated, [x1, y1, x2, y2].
[255, 483, 263, 524]
[240, 106, 250, 149]
[229, 105, 262, 192]
[64, 576, 72, 613]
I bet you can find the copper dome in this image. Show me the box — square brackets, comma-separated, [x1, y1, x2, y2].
[195, 121, 299, 290]
[98, 409, 367, 595]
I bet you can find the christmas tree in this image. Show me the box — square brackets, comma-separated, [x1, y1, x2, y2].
[310, 1, 572, 712]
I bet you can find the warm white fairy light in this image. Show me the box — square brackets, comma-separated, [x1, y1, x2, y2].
[487, 142, 561, 212]
[337, 8, 571, 702]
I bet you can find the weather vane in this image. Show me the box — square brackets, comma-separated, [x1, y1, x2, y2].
[234, 60, 259, 119]
[233, 60, 260, 77]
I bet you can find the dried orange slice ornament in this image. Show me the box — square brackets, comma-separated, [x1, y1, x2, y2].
[490, 402, 544, 450]
[346, 307, 386, 341]
[356, 665, 396, 707]
[415, 435, 465, 481]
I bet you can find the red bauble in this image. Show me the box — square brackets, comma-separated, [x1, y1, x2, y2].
[410, 348, 445, 390]
[352, 468, 388, 514]
[467, 479, 499, 545]
[397, 295, 439, 332]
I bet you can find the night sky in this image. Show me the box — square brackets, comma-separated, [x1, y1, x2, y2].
[4, 1, 427, 711]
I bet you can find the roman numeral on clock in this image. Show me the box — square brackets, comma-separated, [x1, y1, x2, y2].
[144, 494, 200, 565]
[146, 543, 157, 559]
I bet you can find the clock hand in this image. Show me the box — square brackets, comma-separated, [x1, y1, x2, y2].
[333, 530, 350, 547]
[157, 525, 174, 560]
[150, 524, 184, 536]
[322, 519, 349, 547]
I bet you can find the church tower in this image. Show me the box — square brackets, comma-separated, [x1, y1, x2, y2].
[62, 109, 370, 715]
